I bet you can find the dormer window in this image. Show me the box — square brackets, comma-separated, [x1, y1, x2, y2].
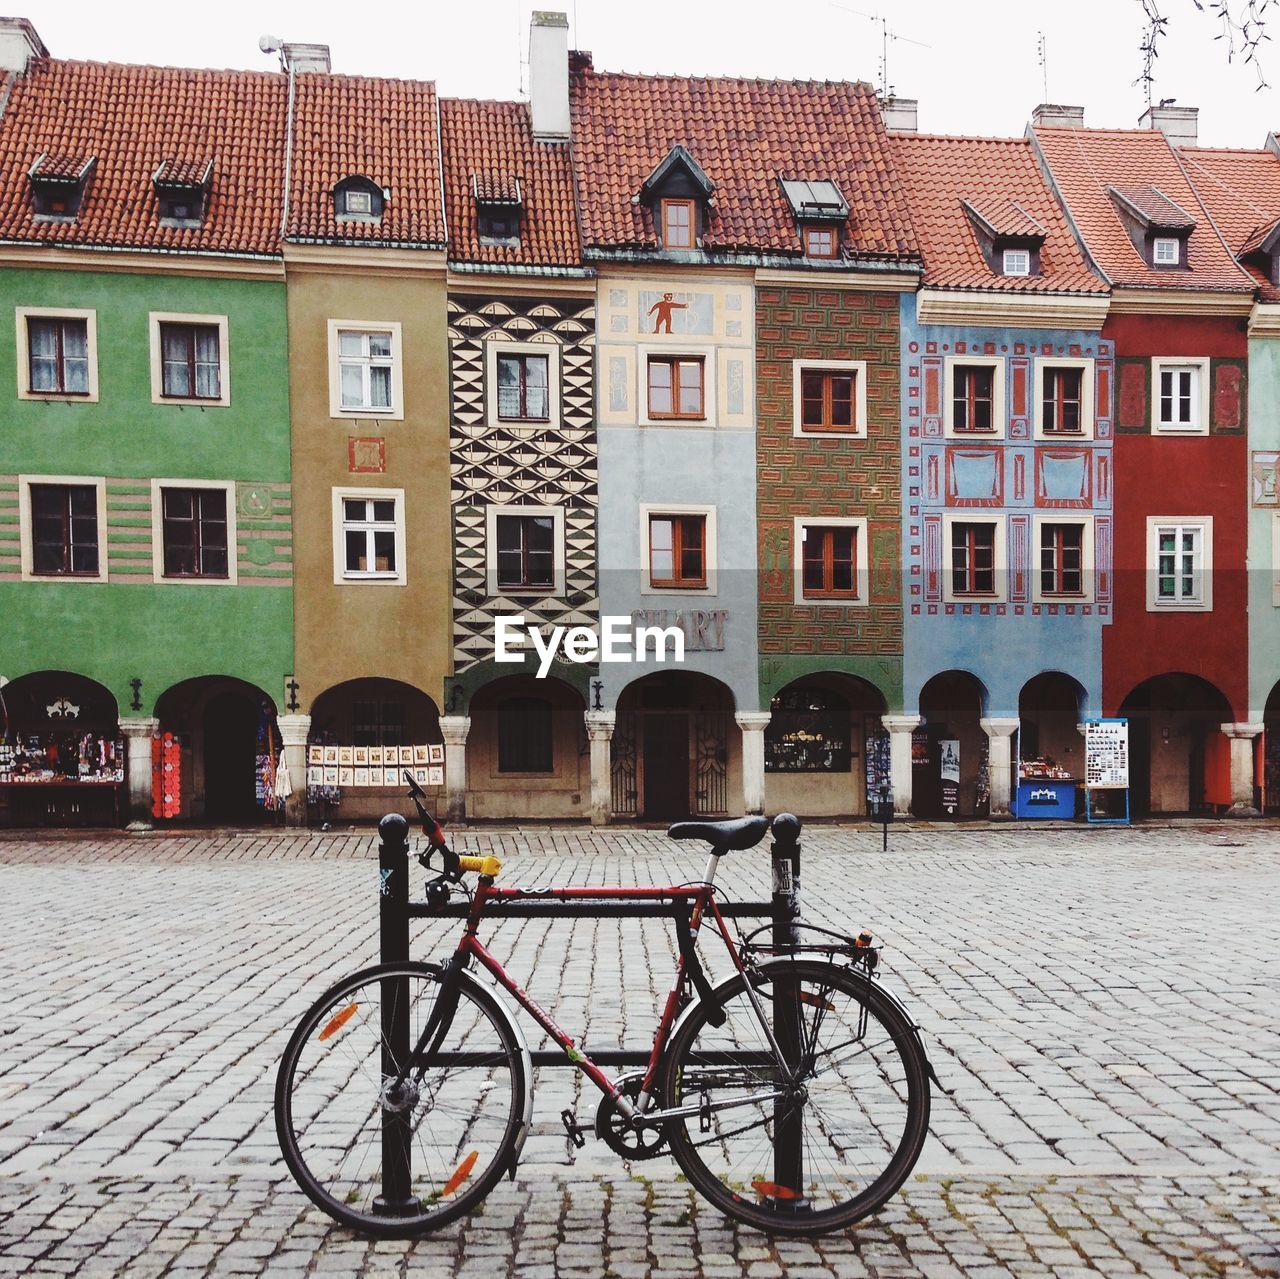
[28, 154, 96, 222]
[1240, 215, 1280, 286]
[640, 146, 715, 253]
[334, 176, 385, 223]
[153, 159, 212, 230]
[782, 179, 849, 262]
[472, 174, 523, 247]
[1002, 248, 1031, 276]
[1107, 185, 1194, 269]
[962, 198, 1046, 278]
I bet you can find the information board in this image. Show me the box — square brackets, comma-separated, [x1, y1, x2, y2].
[1085, 718, 1129, 790]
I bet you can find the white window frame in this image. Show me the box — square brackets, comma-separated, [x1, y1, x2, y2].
[1033, 357, 1095, 441]
[485, 503, 566, 597]
[148, 312, 230, 407]
[331, 487, 407, 586]
[15, 307, 99, 402]
[942, 513, 1007, 604]
[637, 342, 716, 427]
[792, 516, 869, 607]
[1031, 515, 1095, 604]
[1151, 357, 1210, 436]
[1147, 516, 1212, 612]
[943, 356, 1005, 440]
[791, 359, 868, 439]
[639, 502, 717, 596]
[1002, 248, 1030, 276]
[327, 320, 404, 420]
[1153, 236, 1180, 265]
[17, 474, 108, 583]
[149, 478, 238, 586]
[484, 338, 562, 430]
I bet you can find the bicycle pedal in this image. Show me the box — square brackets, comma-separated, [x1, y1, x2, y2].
[560, 1109, 587, 1149]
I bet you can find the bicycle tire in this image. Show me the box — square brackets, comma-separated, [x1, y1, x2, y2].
[275, 960, 528, 1237]
[659, 958, 930, 1236]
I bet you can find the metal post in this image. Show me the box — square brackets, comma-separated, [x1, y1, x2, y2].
[881, 782, 891, 854]
[374, 812, 419, 1217]
[769, 812, 804, 1199]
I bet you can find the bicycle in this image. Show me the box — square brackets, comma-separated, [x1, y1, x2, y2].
[274, 774, 936, 1238]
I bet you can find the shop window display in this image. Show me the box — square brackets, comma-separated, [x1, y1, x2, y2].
[765, 688, 851, 772]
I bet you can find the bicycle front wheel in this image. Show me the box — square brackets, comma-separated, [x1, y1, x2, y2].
[659, 959, 930, 1235]
[275, 961, 527, 1237]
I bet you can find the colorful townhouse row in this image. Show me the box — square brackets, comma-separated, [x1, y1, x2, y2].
[2, 13, 1280, 829]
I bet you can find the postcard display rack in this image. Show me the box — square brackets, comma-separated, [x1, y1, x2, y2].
[307, 743, 445, 796]
[0, 732, 126, 826]
[1013, 755, 1080, 820]
[1083, 718, 1130, 825]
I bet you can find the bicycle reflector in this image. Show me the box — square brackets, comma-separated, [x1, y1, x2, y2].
[751, 1180, 800, 1200]
[442, 1151, 479, 1197]
[317, 1003, 358, 1042]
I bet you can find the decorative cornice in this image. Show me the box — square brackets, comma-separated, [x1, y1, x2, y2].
[283, 243, 447, 277]
[915, 287, 1109, 330]
[446, 269, 594, 297]
[755, 267, 920, 293]
[1107, 286, 1255, 316]
[1249, 302, 1280, 337]
[0, 243, 283, 280]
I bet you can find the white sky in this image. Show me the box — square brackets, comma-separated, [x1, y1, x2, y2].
[19, 0, 1280, 149]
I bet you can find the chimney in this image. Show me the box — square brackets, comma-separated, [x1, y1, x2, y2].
[0, 17, 46, 73]
[1139, 101, 1198, 146]
[530, 11, 570, 141]
[281, 41, 331, 74]
[1031, 103, 1085, 129]
[880, 96, 918, 133]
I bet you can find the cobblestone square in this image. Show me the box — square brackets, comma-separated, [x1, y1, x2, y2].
[0, 822, 1277, 1276]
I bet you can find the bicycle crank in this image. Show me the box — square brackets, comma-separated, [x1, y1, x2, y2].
[595, 1071, 669, 1160]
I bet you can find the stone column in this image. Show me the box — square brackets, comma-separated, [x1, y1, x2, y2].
[880, 714, 921, 817]
[119, 716, 159, 830]
[439, 715, 471, 823]
[980, 717, 1020, 819]
[1220, 722, 1264, 818]
[735, 712, 771, 816]
[276, 714, 311, 828]
[584, 710, 616, 826]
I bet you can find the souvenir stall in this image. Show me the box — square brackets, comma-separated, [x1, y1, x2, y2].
[0, 672, 124, 827]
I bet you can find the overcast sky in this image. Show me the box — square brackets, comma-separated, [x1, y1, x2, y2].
[19, 0, 1280, 149]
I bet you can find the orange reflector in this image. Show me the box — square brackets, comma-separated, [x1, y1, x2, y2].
[318, 1003, 359, 1042]
[442, 1150, 479, 1197]
[798, 992, 835, 1010]
[751, 1179, 799, 1200]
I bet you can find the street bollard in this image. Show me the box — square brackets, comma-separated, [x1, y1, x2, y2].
[374, 812, 419, 1217]
[769, 812, 804, 1200]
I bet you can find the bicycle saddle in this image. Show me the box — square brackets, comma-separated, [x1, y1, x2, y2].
[667, 814, 771, 851]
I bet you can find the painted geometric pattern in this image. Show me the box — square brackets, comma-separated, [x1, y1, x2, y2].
[757, 285, 903, 657]
[0, 474, 292, 585]
[448, 293, 597, 671]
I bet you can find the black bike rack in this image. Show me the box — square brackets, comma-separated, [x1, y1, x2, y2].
[375, 811, 804, 1215]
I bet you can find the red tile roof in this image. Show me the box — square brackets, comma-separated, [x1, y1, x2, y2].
[440, 98, 580, 266]
[153, 157, 213, 188]
[568, 66, 918, 262]
[1108, 183, 1196, 229]
[285, 73, 445, 248]
[1177, 144, 1280, 298]
[1031, 126, 1253, 292]
[0, 58, 286, 255]
[891, 134, 1104, 293]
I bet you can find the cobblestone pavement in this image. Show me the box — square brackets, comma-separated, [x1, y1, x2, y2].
[1, 823, 1278, 1276]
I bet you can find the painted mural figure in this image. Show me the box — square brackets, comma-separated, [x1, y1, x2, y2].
[648, 292, 687, 334]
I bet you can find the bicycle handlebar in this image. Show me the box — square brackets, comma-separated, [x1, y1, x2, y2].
[402, 770, 502, 880]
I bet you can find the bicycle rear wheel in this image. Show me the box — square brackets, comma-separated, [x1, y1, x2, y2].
[659, 959, 930, 1236]
[275, 961, 527, 1237]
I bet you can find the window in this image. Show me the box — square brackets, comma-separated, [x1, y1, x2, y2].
[159, 322, 220, 400]
[352, 700, 405, 747]
[331, 487, 407, 585]
[1002, 248, 1030, 276]
[496, 353, 550, 421]
[344, 189, 372, 216]
[800, 525, 859, 600]
[951, 364, 996, 433]
[1042, 367, 1083, 434]
[498, 697, 553, 773]
[647, 356, 704, 420]
[328, 322, 403, 419]
[1153, 236, 1180, 265]
[27, 316, 89, 395]
[1039, 523, 1084, 597]
[803, 225, 838, 258]
[29, 483, 99, 576]
[478, 207, 521, 243]
[660, 198, 695, 249]
[160, 487, 228, 579]
[800, 369, 856, 432]
[950, 521, 997, 596]
[334, 177, 384, 222]
[649, 513, 707, 589]
[495, 513, 555, 592]
[1148, 518, 1212, 611]
[765, 686, 853, 773]
[1151, 360, 1213, 435]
